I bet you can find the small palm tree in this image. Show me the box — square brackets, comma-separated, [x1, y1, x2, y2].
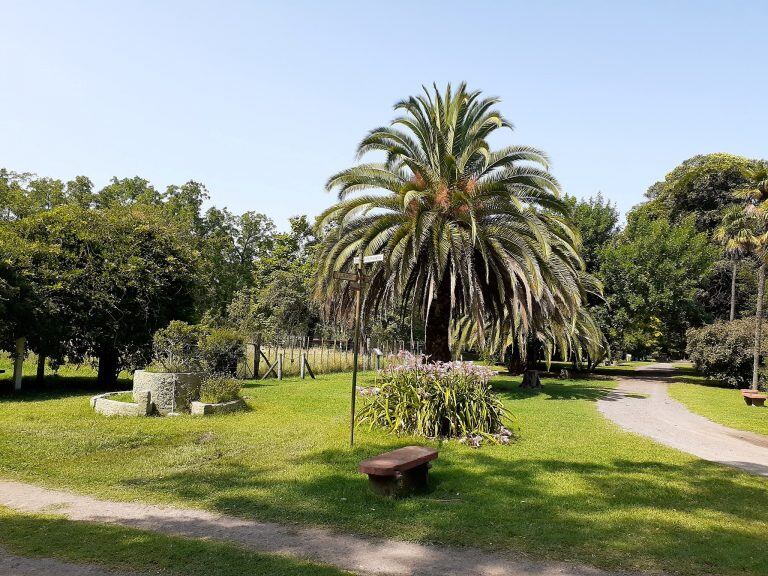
[315, 84, 588, 361]
[728, 161, 768, 389]
[715, 206, 753, 321]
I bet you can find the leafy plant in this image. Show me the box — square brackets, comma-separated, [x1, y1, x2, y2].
[200, 328, 244, 376]
[358, 352, 509, 443]
[199, 374, 241, 404]
[151, 321, 205, 372]
[686, 318, 768, 388]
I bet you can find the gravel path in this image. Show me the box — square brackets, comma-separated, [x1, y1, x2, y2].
[0, 479, 647, 576]
[598, 363, 768, 476]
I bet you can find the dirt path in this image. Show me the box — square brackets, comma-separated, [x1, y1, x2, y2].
[598, 363, 768, 476]
[0, 479, 646, 576]
[0, 547, 147, 576]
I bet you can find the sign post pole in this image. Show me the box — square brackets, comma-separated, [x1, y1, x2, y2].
[335, 253, 383, 448]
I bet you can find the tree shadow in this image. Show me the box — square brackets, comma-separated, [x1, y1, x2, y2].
[112, 446, 768, 575]
[491, 376, 628, 402]
[0, 374, 132, 401]
[0, 509, 346, 576]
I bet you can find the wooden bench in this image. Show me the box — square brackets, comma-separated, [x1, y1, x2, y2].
[741, 390, 767, 407]
[358, 446, 438, 497]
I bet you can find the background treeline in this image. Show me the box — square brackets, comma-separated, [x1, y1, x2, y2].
[0, 171, 346, 386]
[573, 153, 762, 361]
[1, 152, 761, 385]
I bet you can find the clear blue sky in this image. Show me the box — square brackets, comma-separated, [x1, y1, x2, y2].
[2, 0, 765, 228]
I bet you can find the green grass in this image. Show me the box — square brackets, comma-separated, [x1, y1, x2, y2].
[668, 365, 768, 437]
[0, 506, 348, 575]
[109, 392, 134, 403]
[1, 358, 768, 576]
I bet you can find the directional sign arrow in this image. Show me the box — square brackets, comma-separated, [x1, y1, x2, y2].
[333, 271, 359, 282]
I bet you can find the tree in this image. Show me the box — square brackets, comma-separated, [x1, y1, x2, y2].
[646, 153, 755, 234]
[13, 204, 198, 386]
[564, 192, 619, 273]
[725, 161, 768, 389]
[715, 206, 755, 321]
[315, 83, 589, 362]
[597, 212, 717, 358]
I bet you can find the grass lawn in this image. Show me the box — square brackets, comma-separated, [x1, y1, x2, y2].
[1, 357, 768, 576]
[0, 506, 348, 575]
[668, 365, 768, 437]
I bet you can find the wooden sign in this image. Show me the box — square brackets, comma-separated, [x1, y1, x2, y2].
[333, 271, 359, 282]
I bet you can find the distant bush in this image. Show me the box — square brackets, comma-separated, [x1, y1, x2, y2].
[358, 352, 510, 446]
[151, 321, 205, 372]
[686, 318, 766, 388]
[200, 328, 244, 376]
[150, 322, 244, 376]
[199, 375, 241, 404]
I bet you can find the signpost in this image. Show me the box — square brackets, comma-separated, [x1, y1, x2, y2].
[334, 252, 383, 447]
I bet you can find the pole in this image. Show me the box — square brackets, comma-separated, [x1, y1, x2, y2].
[350, 252, 364, 447]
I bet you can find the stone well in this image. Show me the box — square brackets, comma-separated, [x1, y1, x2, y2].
[132, 370, 203, 415]
[91, 390, 152, 417]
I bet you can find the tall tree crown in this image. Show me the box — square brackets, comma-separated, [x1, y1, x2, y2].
[315, 83, 594, 359]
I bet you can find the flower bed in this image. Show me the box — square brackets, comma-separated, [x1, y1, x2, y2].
[358, 352, 510, 446]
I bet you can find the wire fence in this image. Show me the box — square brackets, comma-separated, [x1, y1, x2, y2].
[237, 334, 424, 379]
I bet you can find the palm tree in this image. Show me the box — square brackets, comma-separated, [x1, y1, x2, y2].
[715, 206, 752, 321]
[315, 84, 588, 361]
[727, 161, 768, 389]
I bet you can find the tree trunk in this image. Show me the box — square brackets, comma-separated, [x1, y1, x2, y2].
[97, 345, 120, 388]
[424, 274, 452, 362]
[730, 260, 738, 321]
[36, 354, 46, 385]
[505, 344, 525, 375]
[752, 263, 765, 390]
[13, 336, 25, 392]
[520, 369, 541, 388]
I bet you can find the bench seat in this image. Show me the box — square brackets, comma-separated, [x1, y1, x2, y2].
[741, 389, 767, 407]
[358, 446, 438, 496]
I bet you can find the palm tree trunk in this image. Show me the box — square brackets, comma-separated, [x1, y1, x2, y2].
[425, 274, 452, 362]
[730, 260, 738, 321]
[752, 263, 765, 390]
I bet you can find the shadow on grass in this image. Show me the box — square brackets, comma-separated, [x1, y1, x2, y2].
[492, 376, 629, 402]
[671, 374, 733, 388]
[0, 510, 346, 576]
[0, 374, 132, 401]
[113, 448, 768, 575]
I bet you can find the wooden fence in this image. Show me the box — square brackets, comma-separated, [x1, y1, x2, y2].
[237, 335, 423, 380]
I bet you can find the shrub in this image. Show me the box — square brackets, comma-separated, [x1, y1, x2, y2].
[200, 328, 244, 376]
[358, 352, 510, 444]
[151, 321, 205, 372]
[686, 318, 767, 388]
[199, 375, 242, 404]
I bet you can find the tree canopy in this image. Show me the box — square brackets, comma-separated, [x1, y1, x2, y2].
[315, 83, 602, 362]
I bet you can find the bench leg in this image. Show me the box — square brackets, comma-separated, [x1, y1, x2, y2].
[753, 398, 765, 407]
[400, 463, 431, 494]
[744, 396, 753, 406]
[367, 463, 432, 497]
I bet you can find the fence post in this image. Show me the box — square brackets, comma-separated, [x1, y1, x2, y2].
[300, 352, 306, 379]
[277, 352, 283, 380]
[253, 333, 262, 379]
